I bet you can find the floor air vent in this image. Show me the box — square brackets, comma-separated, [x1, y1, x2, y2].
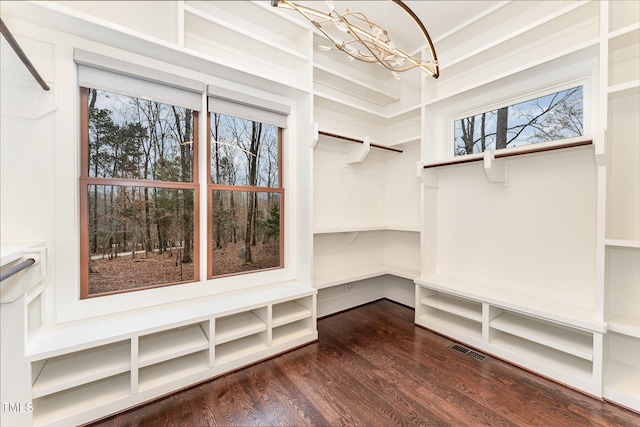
[450, 344, 486, 361]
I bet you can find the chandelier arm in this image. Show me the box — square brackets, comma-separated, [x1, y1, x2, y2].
[390, 0, 439, 78]
[340, 21, 436, 74]
[272, 0, 439, 78]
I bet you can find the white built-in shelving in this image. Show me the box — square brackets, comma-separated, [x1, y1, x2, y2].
[427, 0, 600, 104]
[601, 0, 640, 412]
[415, 278, 604, 395]
[25, 286, 316, 426]
[312, 131, 421, 290]
[412, 0, 640, 408]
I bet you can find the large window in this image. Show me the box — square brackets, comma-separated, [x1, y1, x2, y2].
[77, 53, 289, 296]
[207, 87, 288, 278]
[78, 50, 203, 298]
[454, 86, 583, 156]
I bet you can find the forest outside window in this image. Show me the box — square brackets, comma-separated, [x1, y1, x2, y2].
[77, 50, 204, 298]
[454, 86, 583, 156]
[207, 86, 289, 278]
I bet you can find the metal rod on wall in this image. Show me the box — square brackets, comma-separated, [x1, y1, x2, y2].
[0, 258, 36, 282]
[318, 130, 403, 153]
[0, 17, 50, 91]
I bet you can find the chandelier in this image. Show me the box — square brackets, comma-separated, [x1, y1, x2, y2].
[271, 0, 439, 79]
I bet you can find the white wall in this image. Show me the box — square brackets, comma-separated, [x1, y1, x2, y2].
[0, 2, 313, 325]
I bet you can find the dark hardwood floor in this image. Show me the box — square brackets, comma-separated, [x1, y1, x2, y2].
[89, 299, 640, 426]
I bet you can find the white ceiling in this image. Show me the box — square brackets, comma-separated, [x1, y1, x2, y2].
[284, 0, 501, 53]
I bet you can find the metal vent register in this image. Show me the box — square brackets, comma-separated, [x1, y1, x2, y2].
[450, 344, 486, 361]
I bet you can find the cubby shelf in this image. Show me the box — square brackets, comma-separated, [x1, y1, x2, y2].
[272, 300, 311, 328]
[273, 321, 314, 347]
[604, 360, 640, 409]
[215, 311, 266, 345]
[489, 333, 593, 385]
[215, 333, 267, 367]
[32, 341, 130, 399]
[420, 293, 482, 323]
[417, 311, 483, 343]
[415, 276, 605, 333]
[23, 284, 316, 426]
[138, 324, 209, 368]
[415, 281, 602, 395]
[138, 351, 209, 393]
[32, 374, 131, 427]
[490, 313, 593, 361]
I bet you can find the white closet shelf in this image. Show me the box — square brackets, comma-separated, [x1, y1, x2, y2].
[315, 266, 419, 289]
[604, 360, 640, 406]
[607, 314, 640, 338]
[415, 275, 605, 333]
[314, 65, 399, 106]
[26, 282, 314, 360]
[0, 1, 309, 99]
[273, 321, 314, 347]
[420, 293, 482, 322]
[272, 300, 312, 328]
[138, 351, 209, 393]
[605, 239, 640, 249]
[490, 312, 593, 360]
[314, 91, 417, 123]
[183, 4, 309, 62]
[417, 311, 483, 342]
[215, 334, 267, 366]
[608, 22, 640, 41]
[314, 225, 420, 234]
[138, 324, 209, 368]
[215, 311, 266, 345]
[32, 341, 130, 399]
[32, 374, 131, 427]
[489, 333, 594, 384]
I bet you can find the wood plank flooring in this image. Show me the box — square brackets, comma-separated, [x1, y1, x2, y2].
[88, 299, 640, 426]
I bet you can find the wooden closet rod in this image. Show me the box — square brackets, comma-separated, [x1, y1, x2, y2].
[318, 130, 403, 153]
[0, 18, 50, 91]
[423, 138, 593, 169]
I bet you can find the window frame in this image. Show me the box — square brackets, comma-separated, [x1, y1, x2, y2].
[206, 112, 285, 279]
[79, 87, 201, 299]
[452, 85, 584, 157]
[445, 72, 594, 160]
